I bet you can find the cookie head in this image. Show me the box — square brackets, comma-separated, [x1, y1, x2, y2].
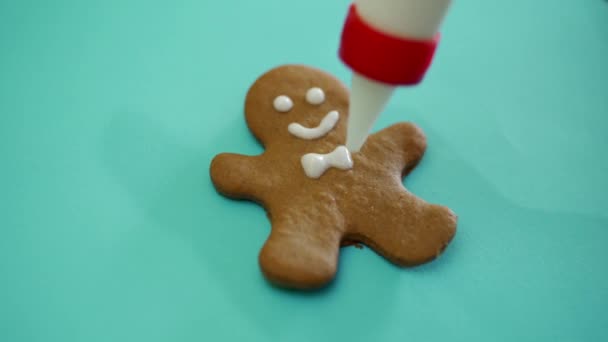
[244, 65, 349, 147]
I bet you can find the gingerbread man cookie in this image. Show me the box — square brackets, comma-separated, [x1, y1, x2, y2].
[210, 65, 457, 289]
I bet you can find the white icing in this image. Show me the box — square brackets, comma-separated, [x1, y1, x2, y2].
[306, 87, 325, 105]
[288, 111, 339, 140]
[273, 95, 293, 112]
[301, 146, 353, 179]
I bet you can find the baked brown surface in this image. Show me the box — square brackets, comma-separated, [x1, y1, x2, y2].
[210, 65, 457, 289]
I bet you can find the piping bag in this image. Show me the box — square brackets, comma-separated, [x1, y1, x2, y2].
[339, 0, 452, 152]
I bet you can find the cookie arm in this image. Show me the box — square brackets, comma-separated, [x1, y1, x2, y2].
[210, 153, 266, 201]
[360, 122, 427, 176]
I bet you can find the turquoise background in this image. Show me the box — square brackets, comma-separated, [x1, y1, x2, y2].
[1, 0, 607, 341]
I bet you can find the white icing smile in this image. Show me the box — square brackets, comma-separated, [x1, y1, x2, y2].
[301, 145, 353, 179]
[288, 110, 339, 140]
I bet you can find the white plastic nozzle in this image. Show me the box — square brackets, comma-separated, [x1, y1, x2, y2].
[346, 73, 394, 152]
[345, 0, 452, 152]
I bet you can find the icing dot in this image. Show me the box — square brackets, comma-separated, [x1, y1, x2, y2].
[273, 95, 293, 112]
[306, 87, 325, 105]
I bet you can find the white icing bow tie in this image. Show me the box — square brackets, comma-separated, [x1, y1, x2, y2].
[301, 146, 353, 179]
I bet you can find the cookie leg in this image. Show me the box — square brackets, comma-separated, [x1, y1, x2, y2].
[258, 200, 345, 289]
[347, 194, 457, 266]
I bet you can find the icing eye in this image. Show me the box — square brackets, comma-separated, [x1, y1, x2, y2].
[306, 87, 325, 105]
[273, 95, 293, 112]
